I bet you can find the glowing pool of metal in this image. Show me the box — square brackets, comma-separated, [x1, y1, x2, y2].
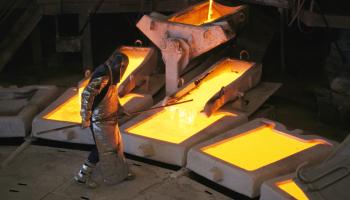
[168, 1, 243, 26]
[126, 59, 254, 144]
[276, 179, 309, 200]
[43, 47, 150, 123]
[201, 125, 328, 171]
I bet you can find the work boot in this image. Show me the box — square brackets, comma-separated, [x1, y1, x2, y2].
[74, 160, 98, 188]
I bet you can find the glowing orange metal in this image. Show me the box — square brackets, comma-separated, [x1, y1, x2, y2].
[126, 59, 255, 144]
[201, 125, 329, 171]
[118, 48, 150, 84]
[276, 179, 309, 200]
[206, 0, 214, 23]
[43, 47, 149, 123]
[168, 1, 242, 26]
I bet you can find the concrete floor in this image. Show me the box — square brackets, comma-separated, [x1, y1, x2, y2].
[0, 145, 232, 200]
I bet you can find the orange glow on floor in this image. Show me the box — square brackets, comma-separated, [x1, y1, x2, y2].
[126, 59, 253, 144]
[276, 179, 309, 200]
[168, 1, 242, 26]
[43, 47, 150, 123]
[201, 125, 329, 171]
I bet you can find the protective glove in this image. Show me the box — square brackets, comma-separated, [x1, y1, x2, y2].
[81, 120, 91, 128]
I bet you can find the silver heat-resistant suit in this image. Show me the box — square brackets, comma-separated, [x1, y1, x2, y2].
[76, 52, 129, 186]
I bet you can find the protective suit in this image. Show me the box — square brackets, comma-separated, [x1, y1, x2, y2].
[75, 52, 130, 187]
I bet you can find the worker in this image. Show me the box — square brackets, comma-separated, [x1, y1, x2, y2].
[74, 51, 132, 188]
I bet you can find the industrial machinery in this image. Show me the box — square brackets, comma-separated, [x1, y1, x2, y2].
[120, 1, 284, 168]
[26, 1, 338, 198]
[137, 0, 248, 94]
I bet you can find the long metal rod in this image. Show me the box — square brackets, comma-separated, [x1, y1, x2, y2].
[129, 99, 193, 115]
[36, 124, 80, 135]
[36, 99, 194, 135]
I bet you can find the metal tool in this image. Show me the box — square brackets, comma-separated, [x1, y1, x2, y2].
[36, 99, 194, 135]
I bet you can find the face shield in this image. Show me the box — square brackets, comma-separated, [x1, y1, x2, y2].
[119, 53, 129, 80]
[106, 52, 129, 85]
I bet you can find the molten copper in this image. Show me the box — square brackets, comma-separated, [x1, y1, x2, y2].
[168, 1, 243, 26]
[207, 0, 214, 23]
[276, 179, 309, 200]
[201, 124, 329, 171]
[125, 59, 256, 144]
[43, 47, 150, 123]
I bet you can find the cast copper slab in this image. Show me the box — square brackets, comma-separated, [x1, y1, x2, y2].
[186, 118, 335, 197]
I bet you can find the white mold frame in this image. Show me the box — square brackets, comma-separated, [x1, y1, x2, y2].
[120, 59, 264, 166]
[186, 118, 336, 198]
[31, 87, 93, 144]
[260, 173, 307, 200]
[0, 85, 59, 138]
